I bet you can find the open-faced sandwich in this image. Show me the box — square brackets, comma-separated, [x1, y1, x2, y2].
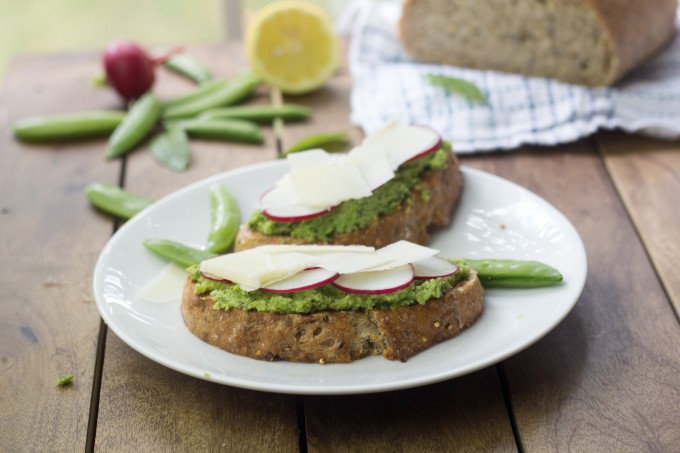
[182, 241, 483, 363]
[235, 122, 463, 250]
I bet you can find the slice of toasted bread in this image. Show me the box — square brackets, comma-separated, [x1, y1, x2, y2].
[234, 151, 463, 251]
[181, 270, 483, 363]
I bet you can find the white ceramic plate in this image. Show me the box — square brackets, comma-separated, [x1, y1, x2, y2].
[93, 161, 587, 395]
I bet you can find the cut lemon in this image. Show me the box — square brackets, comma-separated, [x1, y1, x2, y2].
[245, 1, 340, 95]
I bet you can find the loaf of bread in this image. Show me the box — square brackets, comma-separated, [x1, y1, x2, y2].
[182, 269, 483, 363]
[235, 151, 463, 251]
[398, 0, 677, 86]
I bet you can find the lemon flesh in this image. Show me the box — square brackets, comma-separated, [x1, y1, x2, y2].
[246, 1, 340, 95]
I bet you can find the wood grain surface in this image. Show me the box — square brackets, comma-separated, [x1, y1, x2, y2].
[461, 142, 680, 452]
[0, 53, 122, 451]
[596, 131, 680, 317]
[2, 44, 680, 453]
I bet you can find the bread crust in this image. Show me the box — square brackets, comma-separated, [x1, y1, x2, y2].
[181, 271, 484, 363]
[235, 151, 463, 251]
[399, 0, 676, 86]
[584, 0, 677, 85]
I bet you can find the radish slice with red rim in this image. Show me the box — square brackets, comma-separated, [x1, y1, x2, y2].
[261, 268, 339, 293]
[333, 264, 414, 295]
[200, 271, 232, 284]
[260, 186, 334, 222]
[364, 123, 442, 167]
[412, 256, 458, 280]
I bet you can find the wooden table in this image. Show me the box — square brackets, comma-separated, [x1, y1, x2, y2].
[2, 44, 680, 452]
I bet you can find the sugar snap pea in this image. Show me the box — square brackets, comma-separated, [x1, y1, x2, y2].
[163, 53, 212, 84]
[179, 118, 264, 144]
[453, 259, 563, 288]
[163, 70, 261, 119]
[143, 239, 217, 268]
[13, 111, 126, 142]
[198, 104, 311, 123]
[206, 184, 240, 253]
[162, 79, 229, 109]
[106, 92, 161, 159]
[85, 183, 153, 219]
[150, 126, 191, 172]
[283, 131, 349, 156]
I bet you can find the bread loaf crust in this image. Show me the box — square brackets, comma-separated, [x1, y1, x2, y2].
[585, 0, 677, 84]
[181, 270, 484, 363]
[235, 151, 463, 251]
[399, 0, 676, 86]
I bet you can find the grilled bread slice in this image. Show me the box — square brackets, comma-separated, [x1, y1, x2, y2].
[235, 151, 463, 251]
[181, 269, 483, 363]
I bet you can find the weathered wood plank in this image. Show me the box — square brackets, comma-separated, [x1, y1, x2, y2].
[0, 53, 121, 451]
[595, 131, 680, 317]
[461, 141, 680, 452]
[305, 370, 517, 453]
[94, 44, 299, 452]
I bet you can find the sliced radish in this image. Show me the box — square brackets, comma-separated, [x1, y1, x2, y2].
[363, 123, 442, 168]
[333, 264, 414, 295]
[412, 257, 459, 280]
[260, 186, 334, 222]
[261, 268, 339, 293]
[200, 271, 232, 284]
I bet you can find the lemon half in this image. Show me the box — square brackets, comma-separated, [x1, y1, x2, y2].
[246, 1, 340, 95]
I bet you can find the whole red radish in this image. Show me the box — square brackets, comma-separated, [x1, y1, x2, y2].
[103, 41, 182, 102]
[103, 41, 156, 101]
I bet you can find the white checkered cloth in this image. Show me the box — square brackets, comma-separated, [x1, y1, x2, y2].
[342, 1, 680, 153]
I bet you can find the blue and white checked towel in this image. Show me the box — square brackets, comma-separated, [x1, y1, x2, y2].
[342, 1, 680, 152]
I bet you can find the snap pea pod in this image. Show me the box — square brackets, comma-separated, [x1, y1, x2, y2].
[163, 70, 261, 119]
[143, 239, 217, 269]
[179, 118, 264, 144]
[85, 183, 153, 219]
[106, 92, 161, 159]
[162, 79, 229, 109]
[13, 111, 126, 142]
[198, 104, 311, 123]
[206, 184, 240, 253]
[283, 131, 349, 156]
[150, 126, 191, 172]
[163, 53, 212, 84]
[453, 259, 563, 288]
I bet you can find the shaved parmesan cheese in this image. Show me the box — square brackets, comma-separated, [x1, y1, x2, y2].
[290, 157, 371, 207]
[200, 250, 315, 291]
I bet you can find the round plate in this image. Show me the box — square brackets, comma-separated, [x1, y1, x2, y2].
[93, 161, 587, 395]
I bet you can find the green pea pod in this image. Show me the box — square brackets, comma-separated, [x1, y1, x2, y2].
[13, 111, 126, 142]
[106, 92, 161, 159]
[206, 184, 240, 253]
[143, 239, 217, 269]
[198, 104, 312, 123]
[283, 131, 349, 156]
[162, 79, 229, 109]
[85, 183, 153, 219]
[163, 70, 261, 119]
[453, 259, 563, 288]
[180, 118, 264, 144]
[163, 53, 212, 84]
[150, 127, 191, 172]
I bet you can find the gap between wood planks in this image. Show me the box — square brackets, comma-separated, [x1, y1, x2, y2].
[84, 158, 127, 453]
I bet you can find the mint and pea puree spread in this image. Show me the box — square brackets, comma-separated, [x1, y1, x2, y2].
[248, 144, 451, 242]
[188, 264, 469, 314]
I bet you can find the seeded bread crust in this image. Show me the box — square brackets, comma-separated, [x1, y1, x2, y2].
[234, 151, 463, 251]
[398, 0, 676, 86]
[181, 270, 483, 363]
